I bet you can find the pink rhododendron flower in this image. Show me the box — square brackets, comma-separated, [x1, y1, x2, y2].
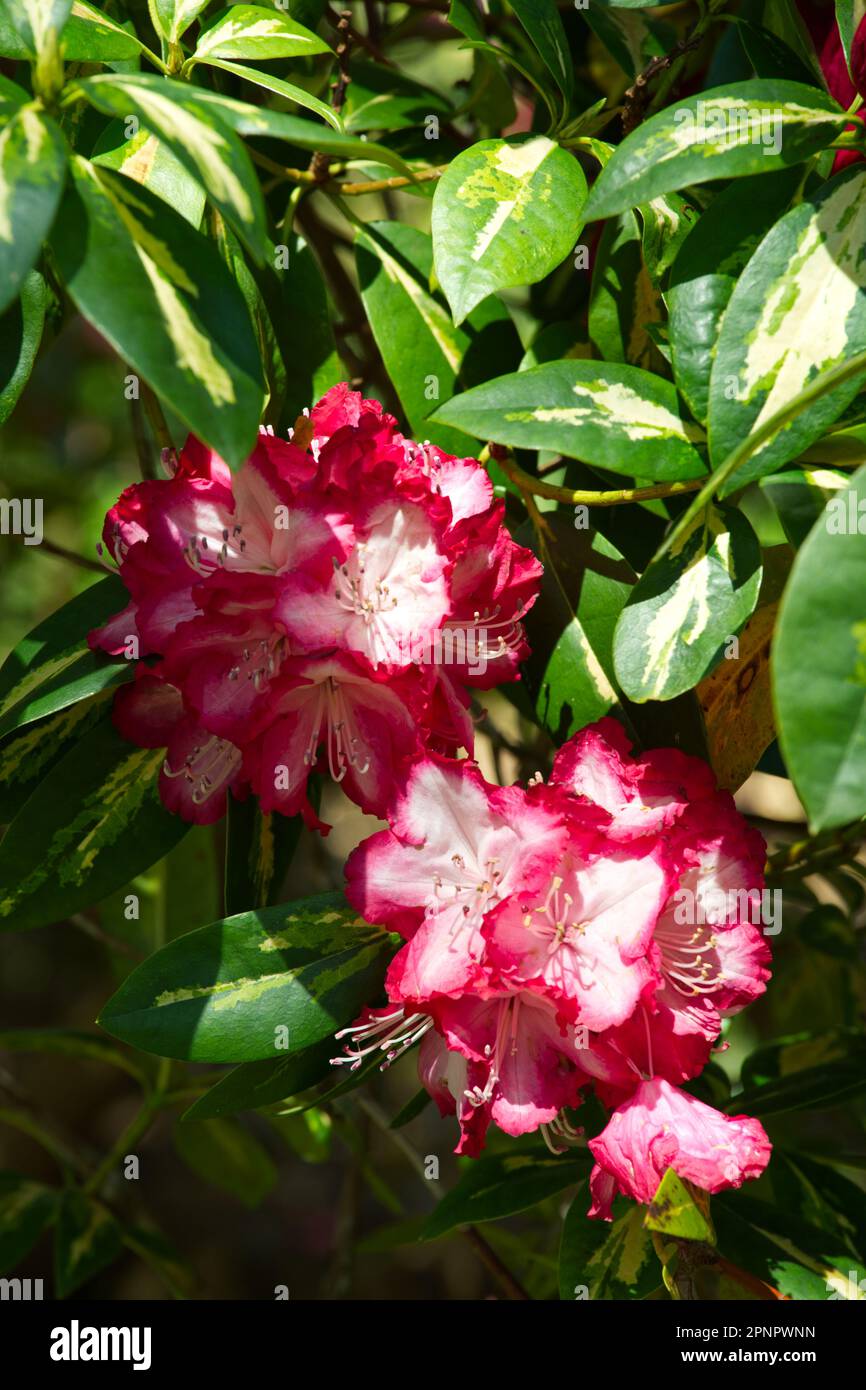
[334, 719, 773, 1214]
[587, 1077, 771, 1219]
[90, 386, 541, 827]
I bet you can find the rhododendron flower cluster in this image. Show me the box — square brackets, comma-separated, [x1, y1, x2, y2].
[337, 719, 773, 1218]
[89, 385, 541, 829]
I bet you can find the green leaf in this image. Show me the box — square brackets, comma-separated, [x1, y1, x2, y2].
[715, 1192, 866, 1300]
[0, 1174, 58, 1273]
[709, 166, 866, 491]
[62, 2, 142, 60]
[197, 56, 342, 130]
[1, 0, 71, 55]
[521, 515, 634, 741]
[635, 191, 698, 285]
[646, 1168, 714, 1242]
[76, 73, 268, 263]
[508, 0, 573, 106]
[343, 60, 450, 133]
[192, 4, 330, 62]
[224, 792, 304, 915]
[183, 1036, 336, 1119]
[668, 170, 801, 424]
[431, 136, 587, 324]
[774, 465, 866, 830]
[422, 1150, 588, 1239]
[835, 1, 865, 73]
[0, 693, 111, 826]
[588, 209, 664, 372]
[584, 81, 847, 220]
[98, 892, 396, 1063]
[0, 104, 66, 316]
[761, 466, 850, 549]
[174, 1116, 277, 1207]
[54, 1191, 121, 1298]
[51, 158, 266, 470]
[732, 1043, 866, 1118]
[355, 219, 518, 453]
[92, 124, 206, 228]
[614, 504, 763, 702]
[559, 1188, 658, 1300]
[266, 234, 341, 427]
[0, 268, 46, 425]
[0, 72, 28, 114]
[151, 0, 213, 45]
[0, 712, 189, 932]
[433, 360, 706, 480]
[0, 575, 132, 743]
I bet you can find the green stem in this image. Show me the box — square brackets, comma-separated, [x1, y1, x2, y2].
[487, 447, 705, 508]
[83, 1058, 172, 1198]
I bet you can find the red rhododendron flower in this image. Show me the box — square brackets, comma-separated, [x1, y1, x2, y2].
[90, 385, 541, 828]
[336, 720, 772, 1214]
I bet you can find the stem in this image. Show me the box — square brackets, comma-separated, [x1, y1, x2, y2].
[489, 447, 705, 508]
[337, 166, 446, 195]
[141, 383, 175, 462]
[35, 538, 112, 574]
[83, 1058, 172, 1198]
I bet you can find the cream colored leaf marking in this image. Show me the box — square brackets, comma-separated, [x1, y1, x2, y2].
[198, 15, 317, 53]
[507, 379, 698, 442]
[87, 162, 195, 293]
[0, 645, 88, 720]
[628, 266, 663, 369]
[455, 137, 554, 264]
[645, 195, 681, 238]
[0, 108, 49, 243]
[151, 939, 386, 1011]
[118, 131, 159, 185]
[0, 694, 110, 784]
[108, 83, 255, 224]
[71, 1, 129, 38]
[0, 748, 162, 915]
[738, 175, 866, 453]
[615, 1206, 650, 1286]
[650, 98, 841, 166]
[751, 1221, 865, 1300]
[640, 515, 729, 698]
[804, 467, 849, 490]
[139, 249, 237, 404]
[367, 235, 463, 372]
[572, 618, 617, 704]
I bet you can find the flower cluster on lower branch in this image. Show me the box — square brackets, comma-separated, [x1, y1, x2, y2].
[337, 719, 772, 1219]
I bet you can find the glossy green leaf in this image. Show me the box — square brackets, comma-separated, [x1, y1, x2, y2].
[0, 712, 189, 932]
[192, 4, 330, 62]
[54, 1191, 121, 1298]
[774, 464, 866, 830]
[431, 136, 587, 324]
[62, 1, 142, 59]
[646, 1168, 714, 1242]
[197, 56, 342, 130]
[265, 234, 341, 428]
[98, 893, 396, 1063]
[0, 693, 111, 826]
[709, 167, 866, 491]
[588, 209, 664, 372]
[635, 191, 698, 285]
[356, 219, 519, 453]
[668, 170, 801, 423]
[433, 360, 706, 480]
[92, 124, 206, 227]
[1, 0, 71, 55]
[0, 575, 132, 743]
[343, 60, 450, 133]
[732, 1038, 866, 1117]
[0, 268, 46, 425]
[0, 1174, 58, 1273]
[760, 466, 849, 549]
[151, 0, 213, 45]
[51, 159, 266, 469]
[76, 73, 268, 263]
[584, 81, 846, 220]
[184, 1036, 336, 1119]
[508, 0, 573, 105]
[422, 1150, 588, 1239]
[614, 505, 763, 702]
[174, 1117, 277, 1208]
[0, 104, 66, 315]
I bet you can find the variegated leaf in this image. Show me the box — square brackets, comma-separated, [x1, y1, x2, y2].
[54, 1192, 121, 1298]
[584, 81, 847, 220]
[224, 793, 304, 915]
[0, 1175, 59, 1273]
[431, 136, 587, 325]
[93, 126, 206, 227]
[0, 575, 131, 742]
[835, 0, 866, 72]
[1, 0, 71, 55]
[356, 220, 519, 453]
[636, 191, 698, 284]
[151, 0, 213, 45]
[197, 57, 342, 131]
[0, 104, 66, 315]
[508, 0, 573, 104]
[559, 1187, 659, 1301]
[192, 3, 330, 61]
[98, 892, 397, 1062]
[0, 268, 46, 425]
[613, 505, 763, 702]
[0, 713, 189, 932]
[63, 1, 142, 59]
[433, 360, 706, 480]
[588, 210, 665, 371]
[51, 158, 266, 468]
[668, 168, 801, 424]
[77, 72, 268, 262]
[760, 467, 851, 549]
[0, 696, 110, 825]
[774, 463, 866, 832]
[709, 166, 866, 493]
